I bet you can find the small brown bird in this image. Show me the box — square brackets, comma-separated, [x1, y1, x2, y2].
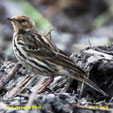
[7, 15, 107, 96]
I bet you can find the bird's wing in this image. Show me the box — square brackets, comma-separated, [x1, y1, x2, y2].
[21, 31, 59, 58]
[21, 31, 85, 73]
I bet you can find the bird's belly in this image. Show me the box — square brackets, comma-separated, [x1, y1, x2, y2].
[21, 60, 46, 75]
[13, 49, 41, 74]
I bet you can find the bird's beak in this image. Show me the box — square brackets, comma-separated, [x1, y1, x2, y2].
[6, 18, 13, 21]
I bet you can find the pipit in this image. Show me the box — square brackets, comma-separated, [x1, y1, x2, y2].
[7, 15, 107, 96]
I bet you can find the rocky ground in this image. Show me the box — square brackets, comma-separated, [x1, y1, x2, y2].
[0, 45, 113, 113]
[0, 0, 113, 113]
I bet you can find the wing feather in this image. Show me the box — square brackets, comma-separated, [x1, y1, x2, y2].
[20, 31, 85, 74]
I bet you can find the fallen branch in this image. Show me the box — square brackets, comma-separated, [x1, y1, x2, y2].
[0, 63, 22, 90]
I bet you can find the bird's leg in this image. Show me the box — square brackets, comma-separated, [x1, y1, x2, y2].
[38, 77, 54, 94]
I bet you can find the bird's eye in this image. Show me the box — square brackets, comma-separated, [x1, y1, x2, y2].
[21, 19, 26, 22]
[19, 19, 26, 23]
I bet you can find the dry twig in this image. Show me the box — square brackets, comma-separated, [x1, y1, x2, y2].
[0, 63, 22, 90]
[25, 77, 45, 113]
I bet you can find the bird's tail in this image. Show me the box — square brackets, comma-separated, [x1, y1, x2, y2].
[82, 76, 108, 96]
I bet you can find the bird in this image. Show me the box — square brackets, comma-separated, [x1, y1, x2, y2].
[7, 15, 107, 96]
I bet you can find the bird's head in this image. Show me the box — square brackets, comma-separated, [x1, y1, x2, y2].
[7, 15, 36, 33]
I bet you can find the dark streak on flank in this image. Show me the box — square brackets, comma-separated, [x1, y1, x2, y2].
[18, 41, 25, 46]
[28, 62, 44, 73]
[14, 38, 26, 59]
[29, 59, 53, 73]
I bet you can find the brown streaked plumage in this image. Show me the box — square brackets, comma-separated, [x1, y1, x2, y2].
[7, 15, 108, 96]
